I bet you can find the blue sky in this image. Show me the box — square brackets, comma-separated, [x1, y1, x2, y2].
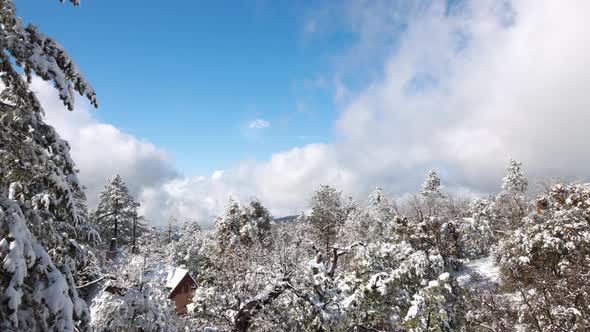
[16, 0, 354, 176]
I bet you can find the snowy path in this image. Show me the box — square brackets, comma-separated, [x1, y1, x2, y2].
[454, 256, 500, 288]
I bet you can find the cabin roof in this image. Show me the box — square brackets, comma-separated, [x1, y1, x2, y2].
[166, 267, 197, 299]
[165, 267, 189, 289]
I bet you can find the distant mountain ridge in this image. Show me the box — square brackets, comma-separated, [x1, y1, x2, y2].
[273, 215, 298, 223]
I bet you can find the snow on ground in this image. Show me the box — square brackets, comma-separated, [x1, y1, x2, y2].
[454, 256, 500, 288]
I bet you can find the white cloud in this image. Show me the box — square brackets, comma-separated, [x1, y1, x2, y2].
[138, 143, 350, 227]
[332, 0, 590, 190]
[35, 78, 178, 210]
[37, 0, 590, 227]
[247, 119, 270, 129]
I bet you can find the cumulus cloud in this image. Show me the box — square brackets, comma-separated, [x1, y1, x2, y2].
[333, 0, 590, 190]
[138, 144, 350, 227]
[37, 0, 590, 227]
[247, 119, 271, 129]
[35, 78, 178, 209]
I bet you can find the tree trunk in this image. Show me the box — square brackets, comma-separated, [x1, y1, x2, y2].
[132, 214, 137, 254]
[113, 202, 119, 247]
[233, 280, 289, 332]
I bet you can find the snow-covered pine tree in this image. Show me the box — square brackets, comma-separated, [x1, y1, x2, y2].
[307, 185, 349, 256]
[0, 198, 91, 331]
[501, 159, 528, 194]
[215, 198, 273, 249]
[215, 198, 242, 248]
[165, 216, 177, 242]
[192, 200, 284, 331]
[240, 199, 273, 247]
[369, 186, 386, 205]
[496, 159, 529, 226]
[90, 240, 176, 332]
[458, 198, 496, 259]
[418, 169, 444, 220]
[407, 171, 462, 266]
[129, 210, 147, 254]
[167, 221, 206, 276]
[421, 169, 442, 197]
[0, 0, 99, 330]
[92, 175, 143, 248]
[402, 272, 458, 331]
[342, 187, 398, 242]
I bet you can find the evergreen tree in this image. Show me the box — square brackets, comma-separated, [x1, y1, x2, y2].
[215, 198, 242, 248]
[368, 186, 385, 205]
[240, 199, 273, 247]
[307, 185, 349, 256]
[92, 175, 143, 248]
[419, 170, 444, 219]
[165, 216, 178, 242]
[167, 221, 205, 277]
[501, 159, 528, 194]
[130, 207, 146, 254]
[496, 159, 529, 226]
[90, 232, 176, 332]
[458, 198, 496, 259]
[421, 169, 442, 197]
[0, 0, 98, 330]
[342, 187, 398, 242]
[0, 198, 91, 331]
[215, 198, 273, 249]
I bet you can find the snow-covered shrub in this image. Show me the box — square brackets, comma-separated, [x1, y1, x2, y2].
[458, 198, 497, 259]
[405, 216, 461, 267]
[403, 273, 458, 331]
[90, 284, 175, 332]
[461, 280, 517, 331]
[495, 183, 590, 330]
[308, 240, 457, 331]
[89, 251, 177, 332]
[341, 187, 398, 243]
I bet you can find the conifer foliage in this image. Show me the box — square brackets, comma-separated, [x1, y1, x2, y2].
[0, 0, 99, 330]
[92, 175, 144, 248]
[215, 198, 273, 249]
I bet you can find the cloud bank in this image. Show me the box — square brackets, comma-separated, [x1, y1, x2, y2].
[41, 0, 590, 227]
[34, 79, 178, 210]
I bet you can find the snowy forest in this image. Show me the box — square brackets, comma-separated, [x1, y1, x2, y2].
[1, 0, 589, 331]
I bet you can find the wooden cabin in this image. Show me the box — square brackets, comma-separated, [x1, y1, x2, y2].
[105, 238, 118, 260]
[166, 267, 197, 315]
